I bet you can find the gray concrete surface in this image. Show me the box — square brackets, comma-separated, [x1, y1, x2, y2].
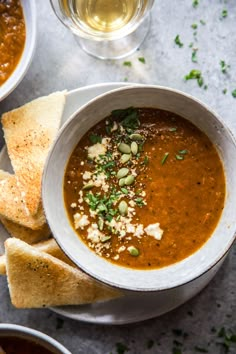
[0, 1, 235, 353]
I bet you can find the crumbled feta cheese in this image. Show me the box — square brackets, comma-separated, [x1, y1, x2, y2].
[80, 161, 84, 165]
[113, 255, 119, 260]
[87, 223, 104, 243]
[144, 223, 164, 240]
[70, 202, 77, 208]
[118, 245, 126, 253]
[134, 224, 144, 238]
[87, 143, 107, 160]
[82, 171, 92, 180]
[73, 213, 90, 230]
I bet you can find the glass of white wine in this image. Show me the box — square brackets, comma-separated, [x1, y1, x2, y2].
[50, 0, 154, 59]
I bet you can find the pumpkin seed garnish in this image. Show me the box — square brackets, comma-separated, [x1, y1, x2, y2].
[119, 178, 126, 187]
[125, 175, 135, 185]
[117, 167, 129, 179]
[128, 246, 140, 256]
[100, 235, 111, 243]
[129, 133, 144, 141]
[120, 154, 131, 164]
[118, 200, 128, 215]
[118, 143, 131, 154]
[131, 141, 138, 155]
[82, 183, 94, 190]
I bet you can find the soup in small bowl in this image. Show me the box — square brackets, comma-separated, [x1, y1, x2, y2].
[42, 85, 236, 292]
[0, 324, 71, 354]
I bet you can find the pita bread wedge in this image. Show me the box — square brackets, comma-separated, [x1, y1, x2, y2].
[0, 255, 5, 275]
[5, 238, 121, 308]
[2, 91, 66, 216]
[0, 170, 45, 229]
[0, 217, 51, 244]
[0, 238, 74, 276]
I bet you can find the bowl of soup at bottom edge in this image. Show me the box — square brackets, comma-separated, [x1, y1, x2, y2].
[42, 85, 236, 292]
[0, 323, 71, 354]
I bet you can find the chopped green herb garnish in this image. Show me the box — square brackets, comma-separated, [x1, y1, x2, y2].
[191, 23, 198, 30]
[179, 149, 188, 154]
[174, 35, 184, 48]
[172, 329, 183, 336]
[123, 61, 132, 67]
[172, 348, 182, 354]
[89, 134, 102, 144]
[142, 155, 149, 165]
[222, 88, 227, 94]
[232, 89, 236, 98]
[192, 0, 199, 8]
[220, 60, 230, 74]
[147, 339, 154, 349]
[192, 49, 198, 63]
[56, 317, 64, 330]
[112, 107, 140, 132]
[185, 69, 204, 87]
[169, 127, 177, 132]
[115, 342, 129, 354]
[189, 42, 194, 48]
[176, 154, 184, 160]
[194, 347, 208, 353]
[124, 77, 128, 82]
[200, 19, 206, 25]
[135, 197, 145, 207]
[138, 57, 146, 64]
[161, 152, 169, 165]
[221, 9, 228, 18]
[121, 187, 129, 195]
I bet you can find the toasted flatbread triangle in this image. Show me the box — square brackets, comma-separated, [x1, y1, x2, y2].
[0, 238, 75, 276]
[5, 238, 121, 308]
[0, 217, 50, 244]
[2, 91, 66, 216]
[0, 170, 45, 230]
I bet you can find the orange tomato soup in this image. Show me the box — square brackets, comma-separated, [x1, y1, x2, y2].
[0, 0, 26, 86]
[64, 108, 225, 269]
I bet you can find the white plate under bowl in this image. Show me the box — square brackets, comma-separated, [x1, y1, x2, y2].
[0, 83, 227, 325]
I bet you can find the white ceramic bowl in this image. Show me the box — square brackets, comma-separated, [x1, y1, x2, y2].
[0, 0, 36, 101]
[0, 323, 71, 353]
[42, 85, 236, 292]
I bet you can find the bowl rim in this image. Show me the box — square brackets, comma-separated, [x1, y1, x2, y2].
[42, 84, 236, 292]
[0, 323, 71, 353]
[0, 0, 37, 101]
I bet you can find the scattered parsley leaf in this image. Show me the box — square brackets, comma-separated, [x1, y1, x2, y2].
[192, 0, 199, 8]
[185, 69, 204, 87]
[192, 49, 198, 63]
[56, 317, 64, 330]
[221, 9, 228, 18]
[138, 57, 146, 64]
[121, 187, 129, 195]
[191, 23, 198, 30]
[179, 149, 188, 154]
[222, 88, 227, 94]
[123, 61, 132, 67]
[147, 339, 154, 349]
[169, 127, 177, 132]
[173, 348, 182, 354]
[172, 329, 183, 336]
[124, 77, 128, 82]
[220, 60, 230, 74]
[200, 19, 206, 25]
[232, 89, 236, 98]
[174, 35, 184, 48]
[116, 343, 129, 354]
[194, 346, 208, 353]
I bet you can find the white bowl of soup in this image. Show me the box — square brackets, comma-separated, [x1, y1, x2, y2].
[42, 85, 236, 292]
[0, 323, 71, 354]
[0, 0, 36, 101]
